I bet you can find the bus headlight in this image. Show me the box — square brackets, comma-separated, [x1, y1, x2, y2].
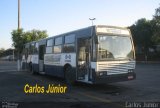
[128, 69, 134, 73]
[99, 72, 107, 76]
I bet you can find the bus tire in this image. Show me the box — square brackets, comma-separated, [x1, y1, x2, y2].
[64, 66, 76, 85]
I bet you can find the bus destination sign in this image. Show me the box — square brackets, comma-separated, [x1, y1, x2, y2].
[96, 27, 130, 35]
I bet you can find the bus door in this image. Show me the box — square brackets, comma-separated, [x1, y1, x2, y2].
[77, 38, 92, 82]
[39, 45, 46, 72]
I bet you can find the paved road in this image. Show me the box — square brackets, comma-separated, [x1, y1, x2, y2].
[0, 61, 160, 108]
[0, 61, 17, 72]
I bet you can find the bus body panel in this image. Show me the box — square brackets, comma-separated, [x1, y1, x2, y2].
[90, 60, 135, 83]
[96, 60, 135, 75]
[44, 53, 76, 77]
[44, 53, 76, 67]
[30, 55, 39, 72]
[31, 55, 39, 64]
[93, 71, 136, 84]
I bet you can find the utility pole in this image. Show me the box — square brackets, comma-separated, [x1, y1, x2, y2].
[18, 0, 20, 30]
[13, 49, 14, 61]
[17, 0, 21, 71]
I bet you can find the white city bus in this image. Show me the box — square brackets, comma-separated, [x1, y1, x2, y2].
[22, 25, 136, 84]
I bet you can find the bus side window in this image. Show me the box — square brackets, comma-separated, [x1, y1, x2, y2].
[63, 34, 75, 53]
[54, 37, 62, 53]
[53, 45, 62, 53]
[46, 39, 53, 54]
[63, 44, 75, 53]
[35, 42, 39, 54]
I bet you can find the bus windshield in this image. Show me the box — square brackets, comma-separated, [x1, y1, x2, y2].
[98, 35, 134, 60]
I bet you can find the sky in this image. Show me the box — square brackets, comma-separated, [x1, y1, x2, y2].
[0, 0, 159, 49]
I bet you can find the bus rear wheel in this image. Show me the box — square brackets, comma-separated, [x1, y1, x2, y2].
[29, 63, 36, 75]
[64, 66, 76, 85]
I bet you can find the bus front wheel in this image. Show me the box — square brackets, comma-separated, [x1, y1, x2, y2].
[64, 66, 76, 85]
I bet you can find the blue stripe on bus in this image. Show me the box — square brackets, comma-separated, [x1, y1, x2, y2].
[45, 65, 64, 78]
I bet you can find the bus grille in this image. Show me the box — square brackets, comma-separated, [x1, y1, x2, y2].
[98, 61, 135, 75]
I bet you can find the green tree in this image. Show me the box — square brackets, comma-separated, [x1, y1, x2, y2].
[152, 5, 160, 44]
[11, 29, 24, 54]
[0, 48, 5, 57]
[129, 18, 153, 55]
[23, 29, 48, 43]
[11, 29, 48, 54]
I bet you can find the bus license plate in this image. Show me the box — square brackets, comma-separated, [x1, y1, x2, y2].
[128, 76, 133, 79]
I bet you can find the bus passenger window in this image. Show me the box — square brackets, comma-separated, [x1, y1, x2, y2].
[34, 42, 39, 53]
[63, 44, 75, 53]
[64, 34, 75, 53]
[65, 34, 75, 44]
[55, 37, 62, 45]
[47, 39, 53, 46]
[54, 45, 62, 53]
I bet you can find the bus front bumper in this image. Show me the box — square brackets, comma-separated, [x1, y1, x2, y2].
[93, 72, 136, 84]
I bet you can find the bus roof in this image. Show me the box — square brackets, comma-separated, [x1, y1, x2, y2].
[24, 25, 130, 46]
